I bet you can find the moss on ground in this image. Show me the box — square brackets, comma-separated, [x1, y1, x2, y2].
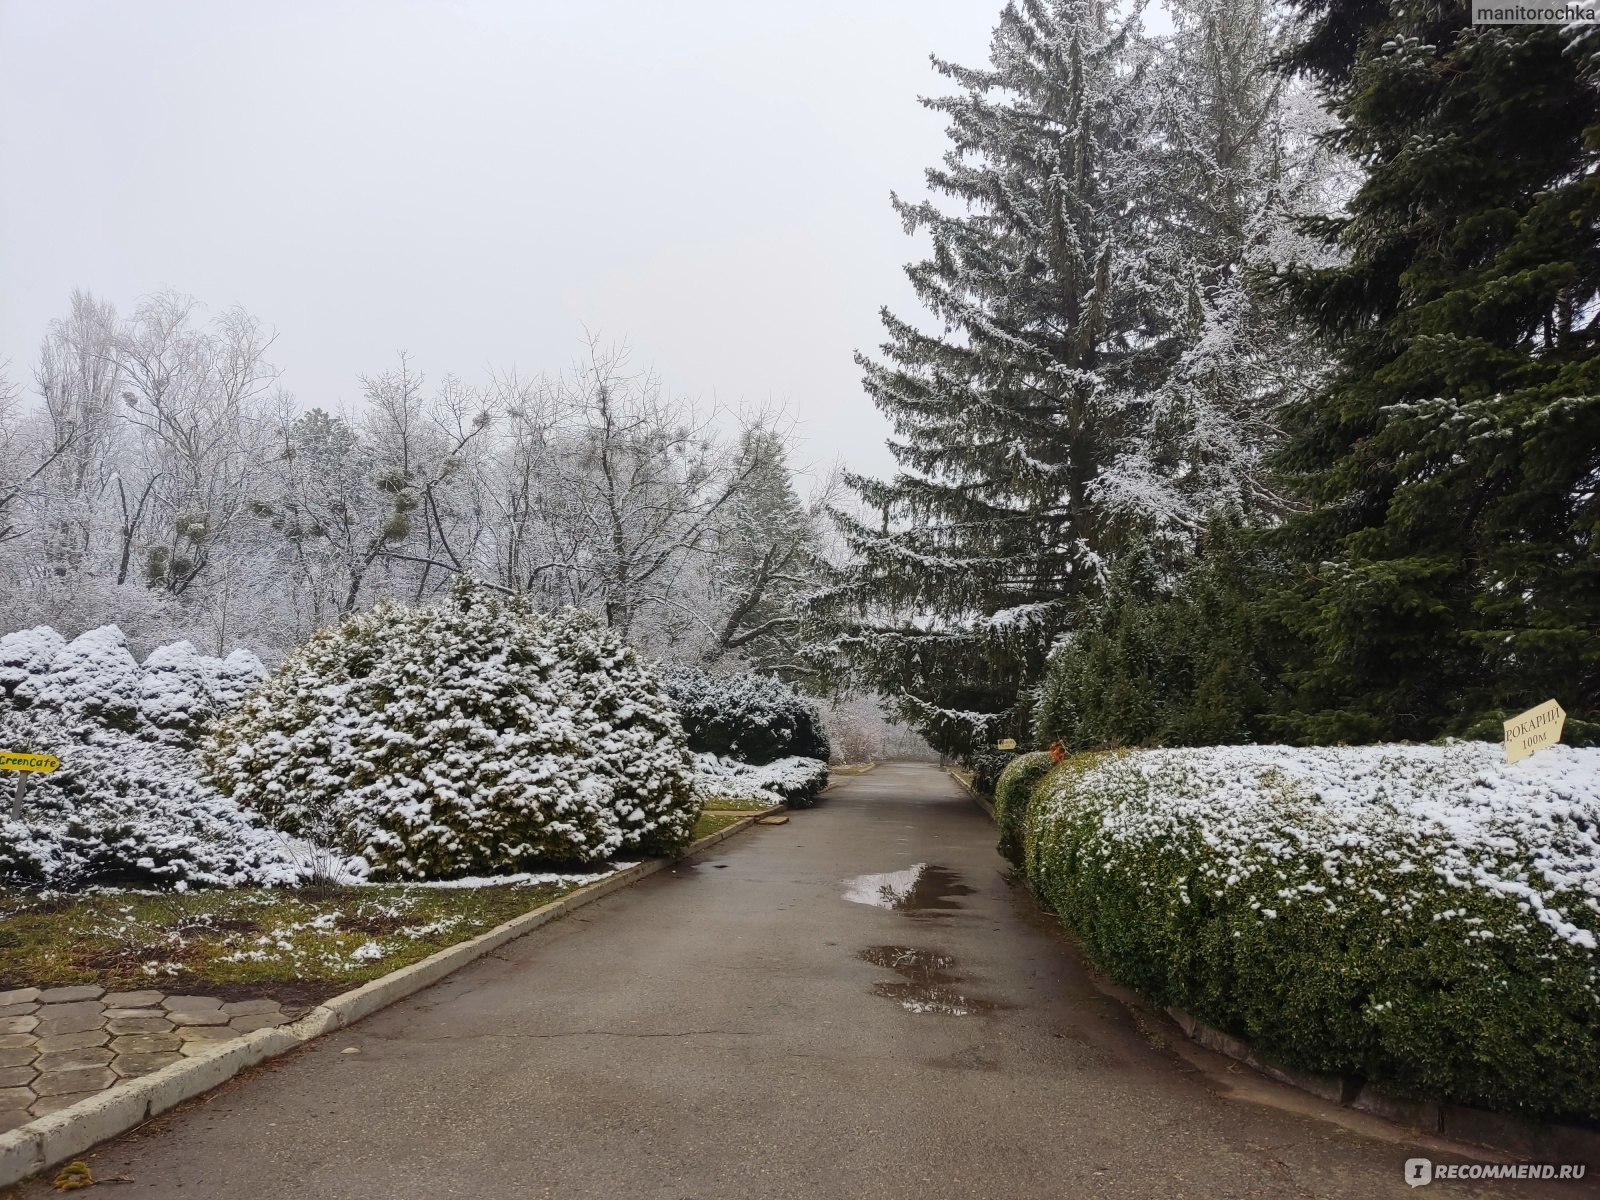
[0, 880, 581, 993]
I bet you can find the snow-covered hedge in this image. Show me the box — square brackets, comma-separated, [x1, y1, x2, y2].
[205, 582, 697, 880]
[1023, 743, 1600, 1120]
[691, 753, 830, 809]
[662, 668, 830, 765]
[0, 624, 266, 745]
[0, 625, 298, 889]
[0, 707, 310, 889]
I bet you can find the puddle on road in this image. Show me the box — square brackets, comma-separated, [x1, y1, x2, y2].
[858, 945, 1008, 1017]
[842, 863, 974, 914]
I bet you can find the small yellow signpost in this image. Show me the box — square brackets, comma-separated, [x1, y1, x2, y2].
[996, 738, 1017, 751]
[1503, 700, 1566, 764]
[1, 750, 59, 819]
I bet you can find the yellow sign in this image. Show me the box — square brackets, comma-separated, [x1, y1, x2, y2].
[996, 738, 1017, 751]
[1504, 700, 1565, 764]
[0, 751, 59, 773]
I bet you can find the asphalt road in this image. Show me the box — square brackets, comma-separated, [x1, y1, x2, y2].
[20, 764, 1587, 1199]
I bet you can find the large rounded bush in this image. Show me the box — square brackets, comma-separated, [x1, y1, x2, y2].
[542, 611, 697, 856]
[205, 583, 696, 879]
[1023, 743, 1600, 1121]
[663, 668, 829, 764]
[994, 750, 1053, 867]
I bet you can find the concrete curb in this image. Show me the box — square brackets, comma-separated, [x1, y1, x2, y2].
[959, 779, 1600, 1163]
[0, 814, 762, 1187]
[945, 767, 995, 819]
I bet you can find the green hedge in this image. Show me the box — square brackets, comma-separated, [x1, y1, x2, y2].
[1021, 745, 1600, 1122]
[969, 749, 1013, 796]
[994, 751, 1054, 868]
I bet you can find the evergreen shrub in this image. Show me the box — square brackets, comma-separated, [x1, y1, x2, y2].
[206, 582, 697, 879]
[662, 668, 830, 764]
[693, 754, 830, 808]
[0, 625, 296, 889]
[993, 751, 1054, 867]
[1023, 744, 1600, 1121]
[969, 750, 1012, 797]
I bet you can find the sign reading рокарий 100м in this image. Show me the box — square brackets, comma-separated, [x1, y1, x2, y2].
[1503, 700, 1566, 765]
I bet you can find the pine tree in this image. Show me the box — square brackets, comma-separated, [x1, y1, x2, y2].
[828, 0, 1177, 755]
[1272, 8, 1600, 741]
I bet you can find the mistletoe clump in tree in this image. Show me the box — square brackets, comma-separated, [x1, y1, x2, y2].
[205, 579, 696, 879]
[1271, 6, 1600, 741]
[828, 0, 1178, 755]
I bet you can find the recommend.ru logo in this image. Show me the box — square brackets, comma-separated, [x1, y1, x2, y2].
[1404, 1157, 1588, 1186]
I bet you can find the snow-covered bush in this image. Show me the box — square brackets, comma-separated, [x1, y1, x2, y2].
[0, 626, 65, 700]
[543, 612, 697, 856]
[994, 751, 1053, 867]
[0, 624, 291, 889]
[13, 625, 144, 731]
[691, 753, 830, 809]
[662, 668, 830, 765]
[1024, 743, 1600, 1120]
[0, 624, 266, 747]
[205, 581, 697, 880]
[0, 708, 310, 889]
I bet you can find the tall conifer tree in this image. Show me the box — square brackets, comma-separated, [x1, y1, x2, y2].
[826, 0, 1175, 754]
[1273, 7, 1600, 740]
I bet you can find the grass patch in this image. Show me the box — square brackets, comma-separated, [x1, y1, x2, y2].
[830, 763, 876, 775]
[0, 805, 770, 997]
[698, 796, 777, 812]
[0, 880, 584, 994]
[691, 811, 755, 840]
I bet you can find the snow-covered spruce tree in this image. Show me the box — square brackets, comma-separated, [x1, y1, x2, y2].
[1091, 0, 1338, 557]
[826, 0, 1179, 755]
[1032, 513, 1289, 749]
[204, 580, 696, 878]
[1270, 5, 1600, 742]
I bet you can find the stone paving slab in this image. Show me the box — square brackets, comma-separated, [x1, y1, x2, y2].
[0, 990, 286, 1120]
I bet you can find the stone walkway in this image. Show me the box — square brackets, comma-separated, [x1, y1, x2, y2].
[0, 986, 294, 1130]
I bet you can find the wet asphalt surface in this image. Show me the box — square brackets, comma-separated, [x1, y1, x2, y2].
[20, 764, 1591, 1199]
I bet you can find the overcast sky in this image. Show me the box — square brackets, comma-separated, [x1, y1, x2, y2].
[0, 0, 1046, 487]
